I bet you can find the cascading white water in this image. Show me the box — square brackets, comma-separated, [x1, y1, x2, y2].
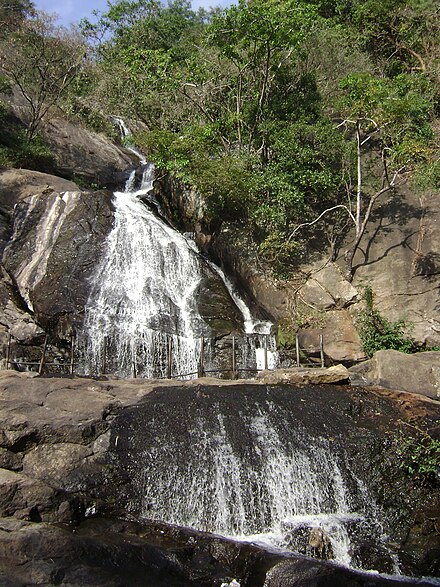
[82, 165, 208, 378]
[137, 399, 393, 570]
[208, 262, 278, 371]
[81, 115, 279, 378]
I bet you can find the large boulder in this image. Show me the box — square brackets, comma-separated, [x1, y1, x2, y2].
[296, 309, 366, 365]
[349, 349, 440, 399]
[0, 170, 89, 356]
[2, 182, 114, 339]
[0, 169, 78, 255]
[346, 189, 440, 348]
[40, 114, 136, 189]
[297, 261, 359, 311]
[6, 88, 136, 189]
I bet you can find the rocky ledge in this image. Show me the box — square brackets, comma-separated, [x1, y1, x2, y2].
[1, 517, 437, 587]
[256, 364, 350, 385]
[0, 370, 439, 586]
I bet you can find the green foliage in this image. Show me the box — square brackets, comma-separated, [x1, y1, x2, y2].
[0, 0, 35, 35]
[277, 320, 297, 349]
[308, 0, 440, 82]
[0, 74, 11, 93]
[0, 102, 54, 171]
[338, 72, 435, 167]
[277, 306, 325, 348]
[413, 158, 440, 190]
[1, 0, 437, 283]
[395, 423, 440, 485]
[139, 126, 257, 221]
[357, 285, 414, 357]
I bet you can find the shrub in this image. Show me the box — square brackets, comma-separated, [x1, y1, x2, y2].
[395, 422, 440, 485]
[0, 103, 54, 172]
[357, 285, 414, 357]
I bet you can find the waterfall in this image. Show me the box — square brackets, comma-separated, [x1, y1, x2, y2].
[208, 262, 278, 371]
[111, 116, 147, 164]
[79, 116, 279, 378]
[139, 410, 369, 566]
[80, 160, 277, 378]
[81, 165, 208, 378]
[122, 387, 398, 573]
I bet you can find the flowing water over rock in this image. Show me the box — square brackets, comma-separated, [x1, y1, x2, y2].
[113, 385, 404, 575]
[81, 164, 276, 378]
[82, 166, 207, 377]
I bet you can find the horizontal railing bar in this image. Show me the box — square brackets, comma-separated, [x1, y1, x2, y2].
[5, 332, 326, 376]
[9, 361, 71, 366]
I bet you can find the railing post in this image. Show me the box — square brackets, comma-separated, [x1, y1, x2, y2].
[320, 334, 324, 368]
[198, 337, 205, 378]
[6, 333, 11, 369]
[167, 336, 173, 379]
[132, 359, 137, 379]
[295, 334, 300, 367]
[39, 334, 48, 375]
[70, 334, 75, 375]
[264, 334, 268, 370]
[102, 336, 107, 375]
[231, 336, 237, 379]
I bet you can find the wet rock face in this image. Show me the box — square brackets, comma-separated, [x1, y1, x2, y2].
[0, 169, 79, 256]
[3, 187, 114, 339]
[1, 518, 428, 587]
[196, 269, 243, 335]
[109, 383, 440, 578]
[0, 373, 438, 585]
[153, 172, 218, 251]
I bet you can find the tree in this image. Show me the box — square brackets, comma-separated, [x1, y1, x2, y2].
[288, 71, 436, 280]
[79, 0, 207, 126]
[0, 11, 86, 141]
[0, 0, 34, 34]
[65, 0, 438, 281]
[208, 0, 318, 153]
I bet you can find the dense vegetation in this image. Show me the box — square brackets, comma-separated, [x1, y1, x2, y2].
[0, 0, 439, 278]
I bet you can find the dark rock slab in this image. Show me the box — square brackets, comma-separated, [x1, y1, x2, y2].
[0, 373, 438, 582]
[0, 517, 437, 587]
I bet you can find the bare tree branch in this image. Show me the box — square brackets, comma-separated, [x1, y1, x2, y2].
[287, 204, 356, 243]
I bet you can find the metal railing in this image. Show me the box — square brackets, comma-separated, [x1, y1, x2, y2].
[3, 331, 326, 379]
[295, 333, 325, 368]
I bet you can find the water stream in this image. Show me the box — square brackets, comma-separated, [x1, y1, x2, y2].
[81, 166, 205, 377]
[80, 126, 412, 577]
[117, 386, 400, 574]
[81, 162, 276, 377]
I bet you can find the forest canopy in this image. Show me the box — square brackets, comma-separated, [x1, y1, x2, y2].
[1, 0, 439, 277]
